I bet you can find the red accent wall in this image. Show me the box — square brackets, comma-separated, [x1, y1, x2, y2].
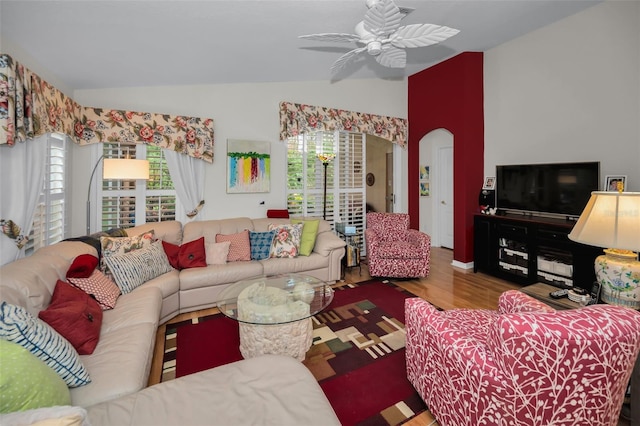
[408, 52, 484, 264]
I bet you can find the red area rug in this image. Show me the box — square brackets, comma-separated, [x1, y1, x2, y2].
[161, 280, 427, 425]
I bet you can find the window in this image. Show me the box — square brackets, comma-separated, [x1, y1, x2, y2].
[287, 131, 365, 235]
[25, 133, 68, 256]
[99, 143, 177, 231]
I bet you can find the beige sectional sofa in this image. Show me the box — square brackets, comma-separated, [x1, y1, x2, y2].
[0, 216, 344, 424]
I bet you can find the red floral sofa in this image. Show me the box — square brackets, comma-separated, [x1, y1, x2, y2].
[405, 290, 640, 426]
[364, 212, 430, 278]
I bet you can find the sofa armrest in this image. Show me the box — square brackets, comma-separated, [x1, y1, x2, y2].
[498, 290, 555, 314]
[313, 231, 346, 257]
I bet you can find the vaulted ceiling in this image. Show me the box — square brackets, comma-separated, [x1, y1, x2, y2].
[1, 0, 601, 90]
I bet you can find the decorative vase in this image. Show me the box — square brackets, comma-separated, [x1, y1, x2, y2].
[597, 249, 640, 309]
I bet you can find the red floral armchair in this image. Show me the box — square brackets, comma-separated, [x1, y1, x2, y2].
[405, 290, 640, 426]
[364, 212, 430, 278]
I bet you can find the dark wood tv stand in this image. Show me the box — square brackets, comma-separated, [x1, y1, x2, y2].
[473, 213, 602, 291]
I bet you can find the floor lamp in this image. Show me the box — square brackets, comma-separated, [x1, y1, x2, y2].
[317, 153, 335, 220]
[568, 189, 640, 309]
[86, 155, 150, 235]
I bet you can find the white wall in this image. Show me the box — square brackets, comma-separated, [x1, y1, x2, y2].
[72, 80, 407, 236]
[484, 1, 640, 190]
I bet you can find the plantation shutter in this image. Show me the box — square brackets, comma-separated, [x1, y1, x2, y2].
[100, 143, 178, 230]
[335, 132, 365, 238]
[287, 131, 365, 241]
[25, 134, 67, 255]
[145, 145, 176, 222]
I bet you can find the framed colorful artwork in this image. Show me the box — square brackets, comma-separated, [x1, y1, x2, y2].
[226, 139, 271, 193]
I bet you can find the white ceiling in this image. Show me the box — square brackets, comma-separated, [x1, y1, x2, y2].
[1, 0, 601, 91]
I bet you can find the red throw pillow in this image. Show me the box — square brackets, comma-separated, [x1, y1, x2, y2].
[38, 280, 103, 355]
[162, 237, 207, 270]
[66, 254, 99, 279]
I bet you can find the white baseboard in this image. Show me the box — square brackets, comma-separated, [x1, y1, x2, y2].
[451, 260, 474, 270]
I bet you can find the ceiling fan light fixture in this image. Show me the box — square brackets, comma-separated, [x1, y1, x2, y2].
[367, 41, 383, 55]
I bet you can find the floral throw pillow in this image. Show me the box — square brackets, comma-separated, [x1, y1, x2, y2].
[100, 230, 155, 278]
[268, 223, 303, 258]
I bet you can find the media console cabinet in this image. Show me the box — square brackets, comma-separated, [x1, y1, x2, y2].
[474, 213, 602, 291]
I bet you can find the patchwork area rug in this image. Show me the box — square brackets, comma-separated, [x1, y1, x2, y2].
[161, 279, 428, 425]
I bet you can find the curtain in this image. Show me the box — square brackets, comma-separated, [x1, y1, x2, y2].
[1, 54, 214, 163]
[279, 101, 407, 147]
[0, 135, 48, 265]
[164, 149, 205, 222]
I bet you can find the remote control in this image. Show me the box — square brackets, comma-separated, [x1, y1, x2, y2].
[549, 288, 569, 299]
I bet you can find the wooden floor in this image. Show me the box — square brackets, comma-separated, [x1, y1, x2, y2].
[148, 247, 629, 426]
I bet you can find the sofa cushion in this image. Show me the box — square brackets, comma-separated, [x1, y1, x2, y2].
[0, 302, 91, 387]
[205, 241, 230, 265]
[215, 230, 251, 262]
[291, 218, 320, 256]
[0, 339, 71, 413]
[38, 280, 103, 355]
[67, 269, 121, 310]
[249, 230, 276, 260]
[268, 223, 303, 258]
[104, 241, 173, 294]
[162, 237, 207, 270]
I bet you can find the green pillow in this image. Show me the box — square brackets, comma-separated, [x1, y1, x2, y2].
[0, 339, 71, 413]
[291, 219, 320, 256]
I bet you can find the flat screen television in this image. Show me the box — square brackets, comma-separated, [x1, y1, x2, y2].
[496, 162, 600, 217]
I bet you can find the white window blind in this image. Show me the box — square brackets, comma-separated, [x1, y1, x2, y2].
[99, 143, 177, 231]
[25, 134, 67, 255]
[286, 131, 365, 238]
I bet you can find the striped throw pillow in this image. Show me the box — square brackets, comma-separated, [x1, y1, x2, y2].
[103, 241, 173, 294]
[0, 302, 91, 388]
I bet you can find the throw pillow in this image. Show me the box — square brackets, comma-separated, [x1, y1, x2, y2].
[103, 240, 173, 294]
[162, 237, 207, 270]
[268, 223, 303, 258]
[65, 254, 99, 279]
[67, 269, 121, 310]
[38, 281, 103, 355]
[0, 301, 91, 388]
[100, 230, 155, 277]
[0, 339, 71, 413]
[249, 230, 277, 260]
[205, 241, 231, 265]
[291, 219, 320, 256]
[215, 230, 251, 262]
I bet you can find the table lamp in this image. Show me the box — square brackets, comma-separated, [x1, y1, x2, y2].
[86, 155, 149, 234]
[568, 188, 640, 309]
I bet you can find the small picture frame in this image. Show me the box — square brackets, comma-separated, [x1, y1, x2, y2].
[604, 175, 627, 192]
[483, 176, 496, 190]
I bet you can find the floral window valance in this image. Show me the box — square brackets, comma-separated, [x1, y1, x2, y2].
[279, 101, 407, 148]
[1, 54, 214, 163]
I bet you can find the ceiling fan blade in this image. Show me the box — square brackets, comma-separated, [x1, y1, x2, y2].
[330, 47, 367, 74]
[375, 47, 406, 68]
[299, 33, 361, 43]
[364, 0, 402, 37]
[390, 24, 460, 48]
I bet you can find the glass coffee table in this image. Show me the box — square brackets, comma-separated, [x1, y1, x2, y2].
[217, 273, 334, 361]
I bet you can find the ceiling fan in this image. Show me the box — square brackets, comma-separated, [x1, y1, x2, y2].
[299, 0, 460, 75]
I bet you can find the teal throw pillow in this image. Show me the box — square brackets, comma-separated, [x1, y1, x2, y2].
[291, 219, 320, 256]
[0, 339, 71, 413]
[249, 230, 276, 260]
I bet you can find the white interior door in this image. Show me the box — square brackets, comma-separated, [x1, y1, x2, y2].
[437, 145, 454, 249]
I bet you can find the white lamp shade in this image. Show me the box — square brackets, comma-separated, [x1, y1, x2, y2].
[568, 191, 640, 252]
[102, 159, 149, 180]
